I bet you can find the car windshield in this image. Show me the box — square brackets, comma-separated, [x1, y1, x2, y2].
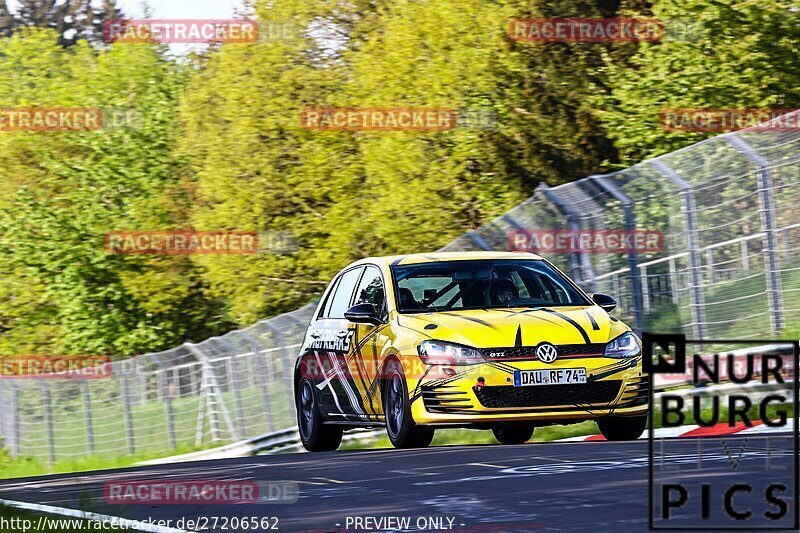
[392, 259, 591, 313]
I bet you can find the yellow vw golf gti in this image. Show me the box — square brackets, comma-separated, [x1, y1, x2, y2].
[294, 252, 647, 451]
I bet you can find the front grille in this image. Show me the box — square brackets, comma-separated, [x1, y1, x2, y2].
[474, 380, 622, 409]
[480, 344, 605, 361]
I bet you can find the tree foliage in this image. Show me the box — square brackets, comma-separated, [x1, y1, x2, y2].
[0, 0, 123, 46]
[0, 29, 230, 356]
[597, 0, 800, 163]
[1, 0, 797, 354]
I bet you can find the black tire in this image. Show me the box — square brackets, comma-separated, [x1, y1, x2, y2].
[492, 425, 534, 445]
[297, 377, 343, 452]
[384, 361, 434, 449]
[597, 414, 647, 441]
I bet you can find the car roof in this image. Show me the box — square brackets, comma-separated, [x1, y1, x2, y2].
[353, 251, 544, 267]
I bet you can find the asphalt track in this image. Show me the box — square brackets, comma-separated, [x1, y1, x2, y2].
[0, 435, 796, 532]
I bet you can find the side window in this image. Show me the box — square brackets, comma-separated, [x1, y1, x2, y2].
[327, 267, 364, 319]
[319, 277, 341, 318]
[354, 266, 385, 311]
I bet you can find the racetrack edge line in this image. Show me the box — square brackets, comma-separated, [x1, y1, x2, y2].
[0, 498, 191, 533]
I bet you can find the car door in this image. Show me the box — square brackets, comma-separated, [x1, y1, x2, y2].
[346, 265, 392, 421]
[309, 266, 364, 419]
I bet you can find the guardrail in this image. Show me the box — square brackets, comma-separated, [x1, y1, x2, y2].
[0, 305, 315, 463]
[136, 427, 386, 465]
[134, 341, 795, 464]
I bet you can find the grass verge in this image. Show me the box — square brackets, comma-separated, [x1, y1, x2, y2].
[0, 443, 207, 480]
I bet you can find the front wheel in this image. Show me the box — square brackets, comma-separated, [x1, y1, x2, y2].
[297, 378, 343, 452]
[384, 362, 434, 449]
[597, 414, 647, 441]
[492, 425, 534, 445]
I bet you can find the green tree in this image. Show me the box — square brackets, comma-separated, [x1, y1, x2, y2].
[178, 0, 366, 323]
[0, 0, 123, 45]
[179, 0, 637, 323]
[597, 0, 800, 163]
[0, 29, 229, 356]
[500, 0, 630, 182]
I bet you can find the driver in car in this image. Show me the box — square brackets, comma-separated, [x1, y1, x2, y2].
[488, 278, 519, 305]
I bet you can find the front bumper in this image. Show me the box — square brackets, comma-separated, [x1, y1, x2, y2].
[408, 356, 647, 425]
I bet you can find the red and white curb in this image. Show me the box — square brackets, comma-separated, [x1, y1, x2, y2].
[556, 420, 796, 442]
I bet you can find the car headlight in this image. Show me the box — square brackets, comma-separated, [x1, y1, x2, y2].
[417, 340, 484, 365]
[604, 332, 641, 358]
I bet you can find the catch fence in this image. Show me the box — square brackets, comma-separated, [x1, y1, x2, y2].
[2, 111, 799, 462]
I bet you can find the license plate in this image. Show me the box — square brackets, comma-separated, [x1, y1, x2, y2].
[513, 368, 587, 387]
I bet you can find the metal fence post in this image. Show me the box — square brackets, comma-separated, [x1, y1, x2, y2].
[640, 266, 650, 313]
[120, 375, 136, 454]
[741, 240, 750, 274]
[652, 160, 707, 339]
[0, 383, 5, 452]
[466, 231, 492, 251]
[0, 383, 18, 457]
[726, 135, 785, 333]
[590, 175, 646, 333]
[706, 249, 714, 282]
[163, 370, 176, 449]
[668, 259, 679, 304]
[41, 385, 56, 465]
[194, 366, 210, 445]
[218, 339, 247, 438]
[10, 384, 20, 457]
[187, 344, 239, 442]
[264, 321, 296, 425]
[243, 332, 275, 433]
[539, 184, 586, 283]
[501, 213, 527, 235]
[782, 229, 791, 262]
[81, 381, 95, 456]
[143, 354, 177, 450]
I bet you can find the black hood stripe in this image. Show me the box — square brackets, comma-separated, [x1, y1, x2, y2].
[541, 308, 591, 343]
[438, 312, 501, 331]
[585, 310, 600, 331]
[508, 308, 564, 326]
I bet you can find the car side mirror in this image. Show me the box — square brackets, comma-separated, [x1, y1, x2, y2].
[591, 293, 617, 313]
[344, 303, 383, 326]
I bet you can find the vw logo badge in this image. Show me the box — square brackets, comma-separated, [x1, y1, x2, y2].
[536, 343, 558, 363]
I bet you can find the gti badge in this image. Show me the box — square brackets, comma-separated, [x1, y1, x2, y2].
[487, 352, 506, 358]
[536, 343, 558, 363]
